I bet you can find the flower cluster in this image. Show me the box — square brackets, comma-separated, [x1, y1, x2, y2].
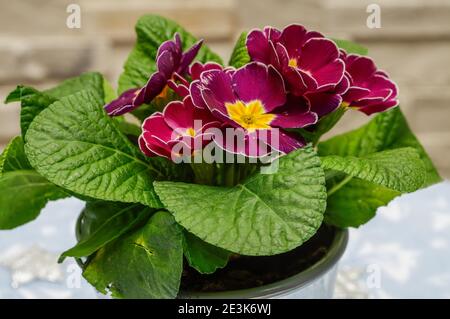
[105, 26, 399, 160]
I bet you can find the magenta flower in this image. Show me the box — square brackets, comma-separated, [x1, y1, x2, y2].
[340, 52, 399, 115]
[192, 62, 317, 156]
[139, 96, 220, 159]
[168, 61, 224, 100]
[302, 72, 350, 118]
[246, 25, 345, 96]
[105, 33, 203, 116]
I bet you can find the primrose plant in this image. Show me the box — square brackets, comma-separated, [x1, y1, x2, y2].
[0, 16, 440, 298]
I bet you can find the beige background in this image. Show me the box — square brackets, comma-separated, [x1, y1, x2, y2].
[1, 0, 449, 177]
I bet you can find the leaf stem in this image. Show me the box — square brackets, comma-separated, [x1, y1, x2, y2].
[327, 174, 353, 196]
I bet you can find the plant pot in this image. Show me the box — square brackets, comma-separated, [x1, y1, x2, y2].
[180, 228, 348, 299]
[76, 211, 348, 299]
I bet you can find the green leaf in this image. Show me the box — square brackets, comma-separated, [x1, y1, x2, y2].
[60, 202, 153, 262]
[114, 117, 141, 137]
[154, 146, 327, 256]
[0, 170, 67, 229]
[318, 108, 441, 187]
[20, 92, 57, 135]
[5, 72, 107, 135]
[83, 211, 183, 299]
[44, 72, 105, 100]
[25, 90, 184, 208]
[333, 38, 368, 55]
[4, 85, 39, 103]
[102, 78, 117, 104]
[0, 136, 67, 229]
[325, 178, 399, 228]
[118, 14, 223, 94]
[319, 108, 440, 228]
[0, 136, 31, 174]
[183, 231, 230, 274]
[321, 147, 425, 193]
[228, 32, 250, 68]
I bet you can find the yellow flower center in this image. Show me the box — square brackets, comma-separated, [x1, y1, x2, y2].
[288, 58, 298, 68]
[185, 127, 196, 137]
[225, 100, 274, 132]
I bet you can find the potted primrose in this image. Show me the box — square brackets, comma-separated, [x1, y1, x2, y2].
[0, 15, 441, 299]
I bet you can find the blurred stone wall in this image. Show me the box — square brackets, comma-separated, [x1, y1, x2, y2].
[1, 0, 449, 177]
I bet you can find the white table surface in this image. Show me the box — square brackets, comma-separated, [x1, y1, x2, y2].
[1, 181, 449, 299]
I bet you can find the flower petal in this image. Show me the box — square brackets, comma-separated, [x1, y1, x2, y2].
[141, 132, 173, 159]
[139, 135, 157, 157]
[167, 79, 189, 98]
[190, 80, 207, 109]
[134, 71, 168, 105]
[271, 110, 317, 129]
[232, 62, 286, 112]
[247, 29, 272, 64]
[157, 49, 179, 78]
[178, 39, 203, 74]
[279, 24, 322, 58]
[190, 62, 223, 80]
[142, 113, 174, 142]
[345, 54, 377, 84]
[199, 69, 236, 110]
[271, 96, 318, 128]
[313, 59, 345, 89]
[358, 99, 398, 115]
[104, 88, 140, 116]
[273, 129, 305, 154]
[299, 38, 340, 71]
[163, 100, 194, 131]
[306, 92, 342, 117]
[157, 34, 181, 58]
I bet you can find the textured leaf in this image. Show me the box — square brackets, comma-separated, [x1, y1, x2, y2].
[0, 136, 31, 174]
[5, 72, 106, 135]
[319, 108, 441, 187]
[321, 147, 425, 193]
[60, 202, 153, 262]
[19, 92, 57, 135]
[183, 231, 230, 274]
[228, 32, 250, 68]
[333, 38, 368, 55]
[0, 136, 66, 229]
[118, 14, 223, 94]
[25, 90, 184, 208]
[45, 72, 105, 99]
[325, 178, 399, 228]
[0, 170, 67, 229]
[83, 211, 183, 299]
[103, 78, 117, 104]
[4, 85, 39, 103]
[114, 117, 141, 137]
[154, 146, 327, 256]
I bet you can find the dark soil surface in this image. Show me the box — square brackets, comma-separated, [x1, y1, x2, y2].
[180, 224, 335, 292]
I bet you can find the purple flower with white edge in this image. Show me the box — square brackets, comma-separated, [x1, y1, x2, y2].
[341, 51, 399, 115]
[168, 61, 224, 100]
[105, 33, 203, 116]
[193, 61, 317, 156]
[247, 25, 345, 96]
[139, 96, 220, 160]
[303, 72, 350, 118]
